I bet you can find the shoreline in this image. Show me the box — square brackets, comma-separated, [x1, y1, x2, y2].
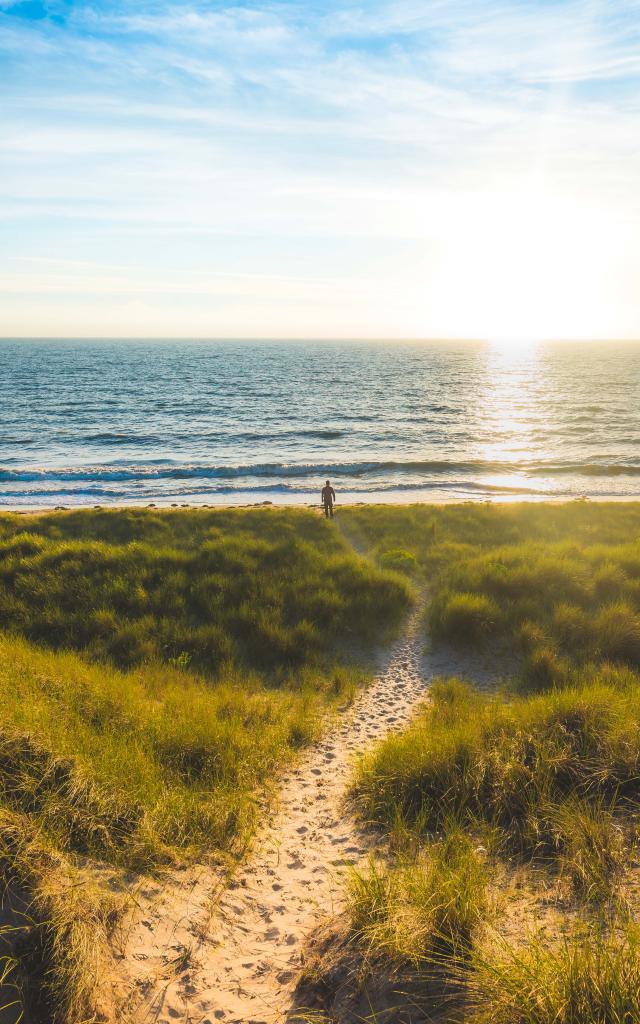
[4, 493, 640, 515]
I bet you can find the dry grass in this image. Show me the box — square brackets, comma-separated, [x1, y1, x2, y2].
[0, 507, 415, 1021]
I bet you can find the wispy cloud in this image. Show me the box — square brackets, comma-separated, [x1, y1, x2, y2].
[2, 0, 640, 337]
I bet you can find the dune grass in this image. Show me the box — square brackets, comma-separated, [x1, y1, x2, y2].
[0, 507, 412, 674]
[0, 634, 361, 868]
[0, 809, 124, 1024]
[0, 649, 373, 1021]
[0, 508, 415, 862]
[6, 501, 640, 1021]
[305, 503, 640, 1023]
[341, 501, 640, 685]
[0, 507, 414, 1021]
[467, 925, 640, 1024]
[354, 678, 638, 885]
[347, 830, 487, 967]
[332, 675, 640, 1022]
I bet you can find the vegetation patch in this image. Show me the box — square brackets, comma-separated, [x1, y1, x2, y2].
[355, 678, 638, 883]
[0, 507, 414, 1021]
[0, 508, 412, 674]
[313, 503, 640, 1023]
[468, 925, 640, 1024]
[341, 500, 640, 683]
[347, 831, 487, 966]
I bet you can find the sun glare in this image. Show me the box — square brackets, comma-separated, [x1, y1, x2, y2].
[427, 187, 627, 343]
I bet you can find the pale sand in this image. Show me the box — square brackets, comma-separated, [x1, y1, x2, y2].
[4, 495, 640, 515]
[121, 606, 503, 1024]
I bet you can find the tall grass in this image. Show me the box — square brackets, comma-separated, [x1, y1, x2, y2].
[0, 807, 124, 1023]
[0, 507, 415, 1020]
[348, 831, 487, 967]
[468, 925, 640, 1024]
[0, 508, 414, 860]
[354, 678, 639, 877]
[7, 501, 640, 1021]
[311, 504, 640, 1023]
[0, 632, 371, 865]
[335, 673, 640, 1021]
[0, 508, 412, 675]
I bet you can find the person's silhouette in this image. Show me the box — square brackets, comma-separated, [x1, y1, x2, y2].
[321, 479, 336, 518]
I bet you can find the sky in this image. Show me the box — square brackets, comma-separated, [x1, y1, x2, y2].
[2, 0, 640, 340]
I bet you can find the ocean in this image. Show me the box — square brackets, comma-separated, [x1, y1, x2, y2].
[2, 339, 640, 509]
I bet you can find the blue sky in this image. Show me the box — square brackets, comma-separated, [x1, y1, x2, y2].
[2, 0, 640, 338]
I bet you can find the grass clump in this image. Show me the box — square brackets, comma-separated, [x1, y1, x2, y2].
[430, 592, 501, 645]
[341, 501, 640, 682]
[348, 831, 487, 967]
[0, 808, 123, 1023]
[549, 798, 627, 903]
[468, 925, 640, 1024]
[339, 675, 640, 1020]
[378, 549, 418, 576]
[354, 678, 639, 880]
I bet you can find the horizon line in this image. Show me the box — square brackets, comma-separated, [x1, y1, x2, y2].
[3, 336, 640, 344]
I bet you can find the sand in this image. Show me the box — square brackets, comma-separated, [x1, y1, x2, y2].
[5, 495, 640, 516]
[121, 605, 501, 1024]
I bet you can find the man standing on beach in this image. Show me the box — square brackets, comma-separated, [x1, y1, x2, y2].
[321, 480, 336, 518]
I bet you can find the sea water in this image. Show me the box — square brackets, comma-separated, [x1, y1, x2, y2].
[2, 338, 640, 508]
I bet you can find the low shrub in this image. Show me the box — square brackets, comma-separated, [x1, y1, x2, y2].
[430, 592, 501, 645]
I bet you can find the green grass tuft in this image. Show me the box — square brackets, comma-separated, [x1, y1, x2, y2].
[468, 925, 640, 1024]
[354, 678, 640, 872]
[347, 829, 487, 967]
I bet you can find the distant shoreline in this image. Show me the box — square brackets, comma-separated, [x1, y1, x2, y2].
[4, 494, 640, 515]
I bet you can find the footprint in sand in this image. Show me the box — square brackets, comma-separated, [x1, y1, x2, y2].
[125, 602, 453, 1024]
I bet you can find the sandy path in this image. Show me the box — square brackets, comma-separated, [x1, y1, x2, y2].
[124, 609, 500, 1024]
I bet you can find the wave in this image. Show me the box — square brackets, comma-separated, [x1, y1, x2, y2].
[10, 428, 350, 449]
[3, 458, 640, 485]
[2, 479, 553, 500]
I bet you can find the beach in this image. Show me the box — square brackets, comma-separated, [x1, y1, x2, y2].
[7, 0, 640, 1016]
[3, 501, 640, 1023]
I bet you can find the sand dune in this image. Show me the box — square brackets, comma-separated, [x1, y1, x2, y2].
[122, 607, 500, 1024]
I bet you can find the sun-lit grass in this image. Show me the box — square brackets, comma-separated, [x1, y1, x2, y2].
[0, 506, 415, 1021]
[300, 504, 640, 1022]
[0, 509, 414, 866]
[332, 673, 640, 1020]
[7, 501, 640, 1021]
[468, 925, 640, 1024]
[341, 501, 640, 683]
[0, 507, 414, 864]
[0, 507, 412, 675]
[0, 633, 370, 866]
[354, 677, 640, 871]
[0, 807, 124, 1024]
[348, 830, 487, 966]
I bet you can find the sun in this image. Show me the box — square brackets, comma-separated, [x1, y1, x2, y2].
[426, 186, 627, 344]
